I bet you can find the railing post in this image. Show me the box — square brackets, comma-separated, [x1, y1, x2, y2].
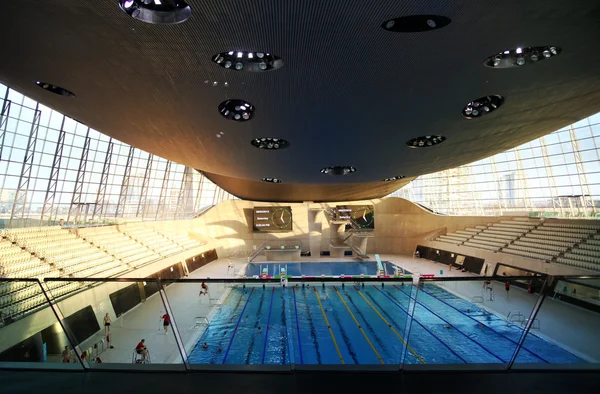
[156, 278, 190, 371]
[38, 279, 90, 370]
[507, 277, 550, 369]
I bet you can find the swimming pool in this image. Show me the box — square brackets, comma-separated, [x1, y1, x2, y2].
[241, 261, 403, 277]
[188, 282, 583, 365]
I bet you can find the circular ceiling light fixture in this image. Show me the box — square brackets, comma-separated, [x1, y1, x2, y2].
[382, 15, 451, 32]
[484, 46, 561, 68]
[261, 177, 282, 183]
[218, 99, 255, 122]
[35, 81, 75, 97]
[383, 175, 406, 182]
[406, 135, 446, 148]
[118, 0, 191, 24]
[320, 166, 357, 176]
[212, 51, 283, 72]
[251, 137, 290, 150]
[462, 95, 504, 119]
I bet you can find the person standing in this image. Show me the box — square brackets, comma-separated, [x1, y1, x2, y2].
[103, 313, 111, 336]
[199, 282, 208, 296]
[505, 281, 510, 299]
[160, 313, 170, 334]
[62, 346, 71, 363]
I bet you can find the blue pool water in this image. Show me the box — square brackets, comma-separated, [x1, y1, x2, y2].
[188, 283, 583, 365]
[242, 261, 402, 277]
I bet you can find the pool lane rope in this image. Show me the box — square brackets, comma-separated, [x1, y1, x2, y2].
[333, 286, 384, 364]
[353, 285, 424, 364]
[373, 285, 467, 364]
[313, 287, 345, 364]
[292, 287, 304, 364]
[417, 286, 550, 363]
[393, 285, 505, 363]
[261, 287, 275, 364]
[222, 287, 255, 364]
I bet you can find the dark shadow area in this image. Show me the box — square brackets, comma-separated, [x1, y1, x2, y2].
[1, 369, 599, 394]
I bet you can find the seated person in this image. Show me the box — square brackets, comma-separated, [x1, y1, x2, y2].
[135, 339, 148, 361]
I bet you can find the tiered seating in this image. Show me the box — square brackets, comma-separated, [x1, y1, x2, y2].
[7, 227, 121, 278]
[80, 226, 155, 268]
[509, 222, 599, 264]
[0, 238, 53, 278]
[158, 232, 205, 249]
[557, 234, 600, 271]
[124, 226, 183, 257]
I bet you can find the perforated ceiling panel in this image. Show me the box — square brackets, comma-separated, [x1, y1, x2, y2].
[1, 0, 599, 201]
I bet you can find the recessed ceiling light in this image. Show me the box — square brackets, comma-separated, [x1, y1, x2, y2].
[218, 99, 255, 122]
[118, 0, 191, 24]
[382, 15, 451, 32]
[484, 46, 561, 68]
[383, 175, 406, 182]
[406, 135, 446, 148]
[462, 95, 504, 119]
[262, 177, 282, 183]
[251, 138, 290, 150]
[212, 51, 284, 72]
[35, 81, 75, 97]
[320, 166, 357, 176]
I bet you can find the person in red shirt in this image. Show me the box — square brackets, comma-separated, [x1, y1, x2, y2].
[199, 282, 208, 296]
[135, 339, 148, 362]
[161, 313, 170, 334]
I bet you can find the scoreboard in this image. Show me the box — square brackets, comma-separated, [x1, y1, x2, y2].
[253, 206, 293, 232]
[335, 205, 374, 229]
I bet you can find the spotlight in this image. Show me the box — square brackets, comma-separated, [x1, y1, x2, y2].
[235, 63, 243, 70]
[224, 61, 232, 68]
[516, 57, 525, 66]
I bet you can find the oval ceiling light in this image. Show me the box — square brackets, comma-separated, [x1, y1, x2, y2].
[218, 99, 255, 122]
[383, 175, 406, 182]
[262, 177, 282, 183]
[462, 95, 504, 119]
[320, 166, 357, 176]
[251, 138, 290, 150]
[118, 0, 191, 24]
[484, 46, 561, 68]
[406, 135, 446, 148]
[212, 51, 283, 72]
[382, 15, 451, 32]
[35, 81, 75, 97]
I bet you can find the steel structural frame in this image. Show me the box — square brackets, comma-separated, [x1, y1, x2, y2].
[9, 104, 41, 227]
[91, 138, 114, 220]
[40, 115, 67, 224]
[115, 146, 135, 218]
[155, 160, 172, 220]
[136, 153, 154, 218]
[67, 128, 91, 224]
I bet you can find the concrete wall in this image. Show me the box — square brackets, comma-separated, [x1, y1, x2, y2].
[183, 198, 506, 259]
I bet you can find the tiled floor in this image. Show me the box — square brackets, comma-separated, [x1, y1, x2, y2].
[76, 255, 599, 365]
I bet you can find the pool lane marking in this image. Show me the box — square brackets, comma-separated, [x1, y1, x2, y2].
[261, 287, 275, 364]
[393, 285, 505, 363]
[418, 286, 550, 363]
[353, 285, 424, 364]
[292, 287, 304, 364]
[333, 286, 384, 364]
[222, 287, 255, 364]
[373, 285, 467, 363]
[313, 287, 345, 364]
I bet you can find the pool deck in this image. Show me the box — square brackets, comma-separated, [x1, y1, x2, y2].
[72, 254, 599, 365]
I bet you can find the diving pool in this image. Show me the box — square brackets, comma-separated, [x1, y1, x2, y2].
[188, 282, 583, 365]
[241, 261, 402, 277]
